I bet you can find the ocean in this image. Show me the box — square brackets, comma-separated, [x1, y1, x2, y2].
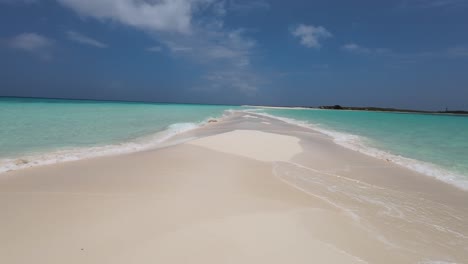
[1, 97, 467, 190]
[254, 107, 468, 189]
[0, 97, 238, 172]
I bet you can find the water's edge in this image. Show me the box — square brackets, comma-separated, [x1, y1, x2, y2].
[0, 114, 228, 173]
[251, 110, 468, 191]
[2, 108, 468, 192]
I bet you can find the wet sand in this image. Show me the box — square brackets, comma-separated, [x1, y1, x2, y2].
[1, 112, 467, 263]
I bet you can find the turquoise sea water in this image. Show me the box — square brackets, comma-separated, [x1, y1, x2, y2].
[0, 97, 237, 171]
[256, 108, 468, 189]
[1, 98, 467, 189]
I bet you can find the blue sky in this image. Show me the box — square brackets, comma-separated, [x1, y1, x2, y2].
[1, 0, 467, 110]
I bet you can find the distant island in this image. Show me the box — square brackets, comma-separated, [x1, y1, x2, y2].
[317, 105, 468, 115]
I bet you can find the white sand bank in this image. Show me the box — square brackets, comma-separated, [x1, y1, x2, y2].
[189, 130, 302, 162]
[1, 113, 467, 264]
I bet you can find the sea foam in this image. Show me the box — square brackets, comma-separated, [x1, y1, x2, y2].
[251, 110, 468, 191]
[0, 118, 219, 174]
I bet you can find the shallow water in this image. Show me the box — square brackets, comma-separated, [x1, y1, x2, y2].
[2, 97, 468, 190]
[255, 108, 468, 189]
[0, 97, 238, 171]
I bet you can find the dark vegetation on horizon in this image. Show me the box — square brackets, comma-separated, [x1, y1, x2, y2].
[1, 96, 467, 115]
[318, 105, 468, 115]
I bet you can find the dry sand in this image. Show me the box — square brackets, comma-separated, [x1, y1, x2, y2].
[1, 112, 467, 264]
[189, 130, 302, 162]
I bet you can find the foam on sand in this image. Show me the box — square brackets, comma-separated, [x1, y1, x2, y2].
[189, 130, 302, 162]
[0, 121, 206, 174]
[2, 112, 468, 263]
[251, 111, 468, 190]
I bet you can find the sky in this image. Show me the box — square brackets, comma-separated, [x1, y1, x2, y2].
[0, 0, 467, 110]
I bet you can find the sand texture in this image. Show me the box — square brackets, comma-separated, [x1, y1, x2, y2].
[1, 112, 467, 264]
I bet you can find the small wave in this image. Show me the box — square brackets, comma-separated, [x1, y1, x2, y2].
[252, 111, 468, 191]
[0, 115, 225, 174]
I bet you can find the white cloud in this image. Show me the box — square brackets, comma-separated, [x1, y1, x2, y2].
[67, 31, 107, 48]
[202, 70, 261, 95]
[342, 43, 391, 55]
[8, 32, 53, 59]
[342, 43, 371, 54]
[164, 41, 193, 52]
[205, 29, 255, 66]
[160, 28, 256, 69]
[8, 33, 52, 51]
[55, 0, 253, 63]
[211, 0, 227, 16]
[56, 0, 261, 94]
[291, 24, 332, 48]
[56, 0, 213, 34]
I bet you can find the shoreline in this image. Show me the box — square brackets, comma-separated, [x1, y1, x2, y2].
[0, 108, 468, 191]
[1, 112, 468, 263]
[0, 113, 230, 174]
[2, 109, 468, 191]
[244, 104, 468, 116]
[252, 111, 468, 191]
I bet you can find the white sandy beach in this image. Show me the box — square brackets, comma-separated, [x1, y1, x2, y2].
[1, 112, 467, 264]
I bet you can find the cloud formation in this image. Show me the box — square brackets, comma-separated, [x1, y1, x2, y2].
[67, 31, 107, 48]
[7, 32, 53, 59]
[56, 0, 212, 34]
[204, 29, 255, 67]
[342, 43, 390, 55]
[201, 70, 262, 95]
[291, 24, 332, 48]
[55, 0, 261, 94]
